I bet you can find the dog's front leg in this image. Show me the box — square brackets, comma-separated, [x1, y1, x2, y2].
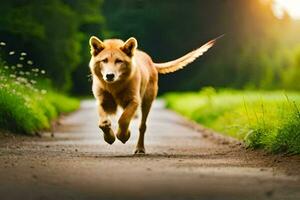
[117, 99, 139, 144]
[97, 102, 116, 145]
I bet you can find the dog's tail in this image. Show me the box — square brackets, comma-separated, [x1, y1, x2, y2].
[154, 35, 223, 74]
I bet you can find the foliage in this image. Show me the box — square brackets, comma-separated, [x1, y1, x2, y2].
[0, 0, 106, 92]
[1, 1, 300, 94]
[103, 0, 300, 94]
[0, 47, 79, 135]
[164, 88, 300, 154]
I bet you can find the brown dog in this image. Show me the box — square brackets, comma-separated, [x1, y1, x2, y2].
[89, 36, 219, 154]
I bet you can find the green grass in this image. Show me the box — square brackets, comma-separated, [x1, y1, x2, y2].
[164, 88, 300, 154]
[0, 60, 79, 135]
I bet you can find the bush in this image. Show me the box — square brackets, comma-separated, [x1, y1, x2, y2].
[164, 88, 300, 154]
[0, 49, 79, 135]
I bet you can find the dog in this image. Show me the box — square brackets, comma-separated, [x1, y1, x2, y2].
[89, 35, 220, 154]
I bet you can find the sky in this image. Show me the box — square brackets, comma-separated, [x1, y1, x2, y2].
[273, 0, 300, 20]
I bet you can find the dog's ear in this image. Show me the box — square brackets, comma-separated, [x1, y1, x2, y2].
[89, 36, 105, 56]
[121, 37, 138, 57]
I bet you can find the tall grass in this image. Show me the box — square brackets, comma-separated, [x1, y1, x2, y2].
[164, 88, 300, 154]
[0, 41, 79, 135]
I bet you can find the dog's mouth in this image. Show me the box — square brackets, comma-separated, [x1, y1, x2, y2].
[105, 77, 115, 82]
[105, 79, 115, 83]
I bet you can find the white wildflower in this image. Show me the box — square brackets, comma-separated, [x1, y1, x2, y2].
[17, 64, 23, 68]
[41, 70, 46, 74]
[21, 52, 27, 56]
[30, 80, 37, 84]
[9, 51, 15, 55]
[0, 42, 6, 46]
[19, 57, 25, 61]
[27, 60, 33, 65]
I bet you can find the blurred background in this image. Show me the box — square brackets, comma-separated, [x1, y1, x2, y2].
[0, 0, 300, 95]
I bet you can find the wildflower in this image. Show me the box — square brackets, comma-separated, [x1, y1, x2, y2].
[9, 74, 16, 78]
[25, 72, 30, 76]
[4, 66, 9, 69]
[9, 51, 15, 55]
[0, 42, 6, 46]
[17, 64, 23, 68]
[27, 60, 33, 65]
[21, 52, 27, 56]
[30, 80, 37, 84]
[41, 70, 46, 74]
[19, 57, 25, 61]
[19, 71, 25, 75]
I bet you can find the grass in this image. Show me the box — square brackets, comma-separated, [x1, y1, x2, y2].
[164, 87, 300, 154]
[0, 44, 79, 135]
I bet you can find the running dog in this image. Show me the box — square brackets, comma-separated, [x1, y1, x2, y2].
[89, 35, 220, 154]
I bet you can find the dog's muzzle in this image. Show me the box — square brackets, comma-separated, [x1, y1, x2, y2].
[105, 73, 115, 82]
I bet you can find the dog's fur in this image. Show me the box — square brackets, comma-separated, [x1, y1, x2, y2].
[89, 36, 218, 154]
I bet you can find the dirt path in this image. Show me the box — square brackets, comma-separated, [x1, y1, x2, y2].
[0, 100, 300, 200]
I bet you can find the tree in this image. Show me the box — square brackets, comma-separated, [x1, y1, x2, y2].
[103, 0, 300, 93]
[0, 0, 106, 92]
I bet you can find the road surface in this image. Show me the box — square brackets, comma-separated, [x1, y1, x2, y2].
[0, 100, 300, 200]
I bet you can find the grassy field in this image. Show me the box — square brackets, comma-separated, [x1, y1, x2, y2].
[0, 59, 79, 135]
[164, 88, 300, 154]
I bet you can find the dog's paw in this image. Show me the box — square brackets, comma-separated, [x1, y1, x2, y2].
[99, 120, 115, 145]
[103, 129, 115, 145]
[134, 147, 145, 154]
[98, 119, 111, 129]
[116, 128, 131, 144]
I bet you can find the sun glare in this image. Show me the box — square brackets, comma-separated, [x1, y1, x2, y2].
[273, 0, 300, 19]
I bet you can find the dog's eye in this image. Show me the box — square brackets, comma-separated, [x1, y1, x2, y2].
[115, 59, 123, 64]
[101, 58, 108, 63]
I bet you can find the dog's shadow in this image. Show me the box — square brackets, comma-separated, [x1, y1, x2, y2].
[89, 152, 230, 160]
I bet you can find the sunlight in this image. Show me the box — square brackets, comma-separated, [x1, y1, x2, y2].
[273, 0, 300, 19]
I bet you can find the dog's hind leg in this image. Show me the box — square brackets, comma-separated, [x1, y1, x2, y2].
[134, 98, 153, 154]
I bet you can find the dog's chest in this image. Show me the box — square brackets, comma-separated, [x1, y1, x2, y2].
[106, 88, 133, 109]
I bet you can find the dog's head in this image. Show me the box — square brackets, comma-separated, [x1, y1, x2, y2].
[89, 36, 138, 83]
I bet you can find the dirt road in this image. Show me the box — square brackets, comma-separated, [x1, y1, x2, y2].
[0, 100, 300, 200]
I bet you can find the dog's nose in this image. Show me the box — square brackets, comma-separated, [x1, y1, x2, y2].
[106, 73, 115, 81]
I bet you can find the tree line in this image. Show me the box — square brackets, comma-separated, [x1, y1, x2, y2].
[0, 0, 106, 93]
[1, 0, 299, 94]
[103, 0, 300, 93]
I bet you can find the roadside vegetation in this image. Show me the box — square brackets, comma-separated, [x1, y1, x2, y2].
[164, 88, 300, 154]
[0, 43, 79, 135]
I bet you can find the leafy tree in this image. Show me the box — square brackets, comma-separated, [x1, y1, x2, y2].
[103, 0, 300, 93]
[0, 0, 106, 92]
